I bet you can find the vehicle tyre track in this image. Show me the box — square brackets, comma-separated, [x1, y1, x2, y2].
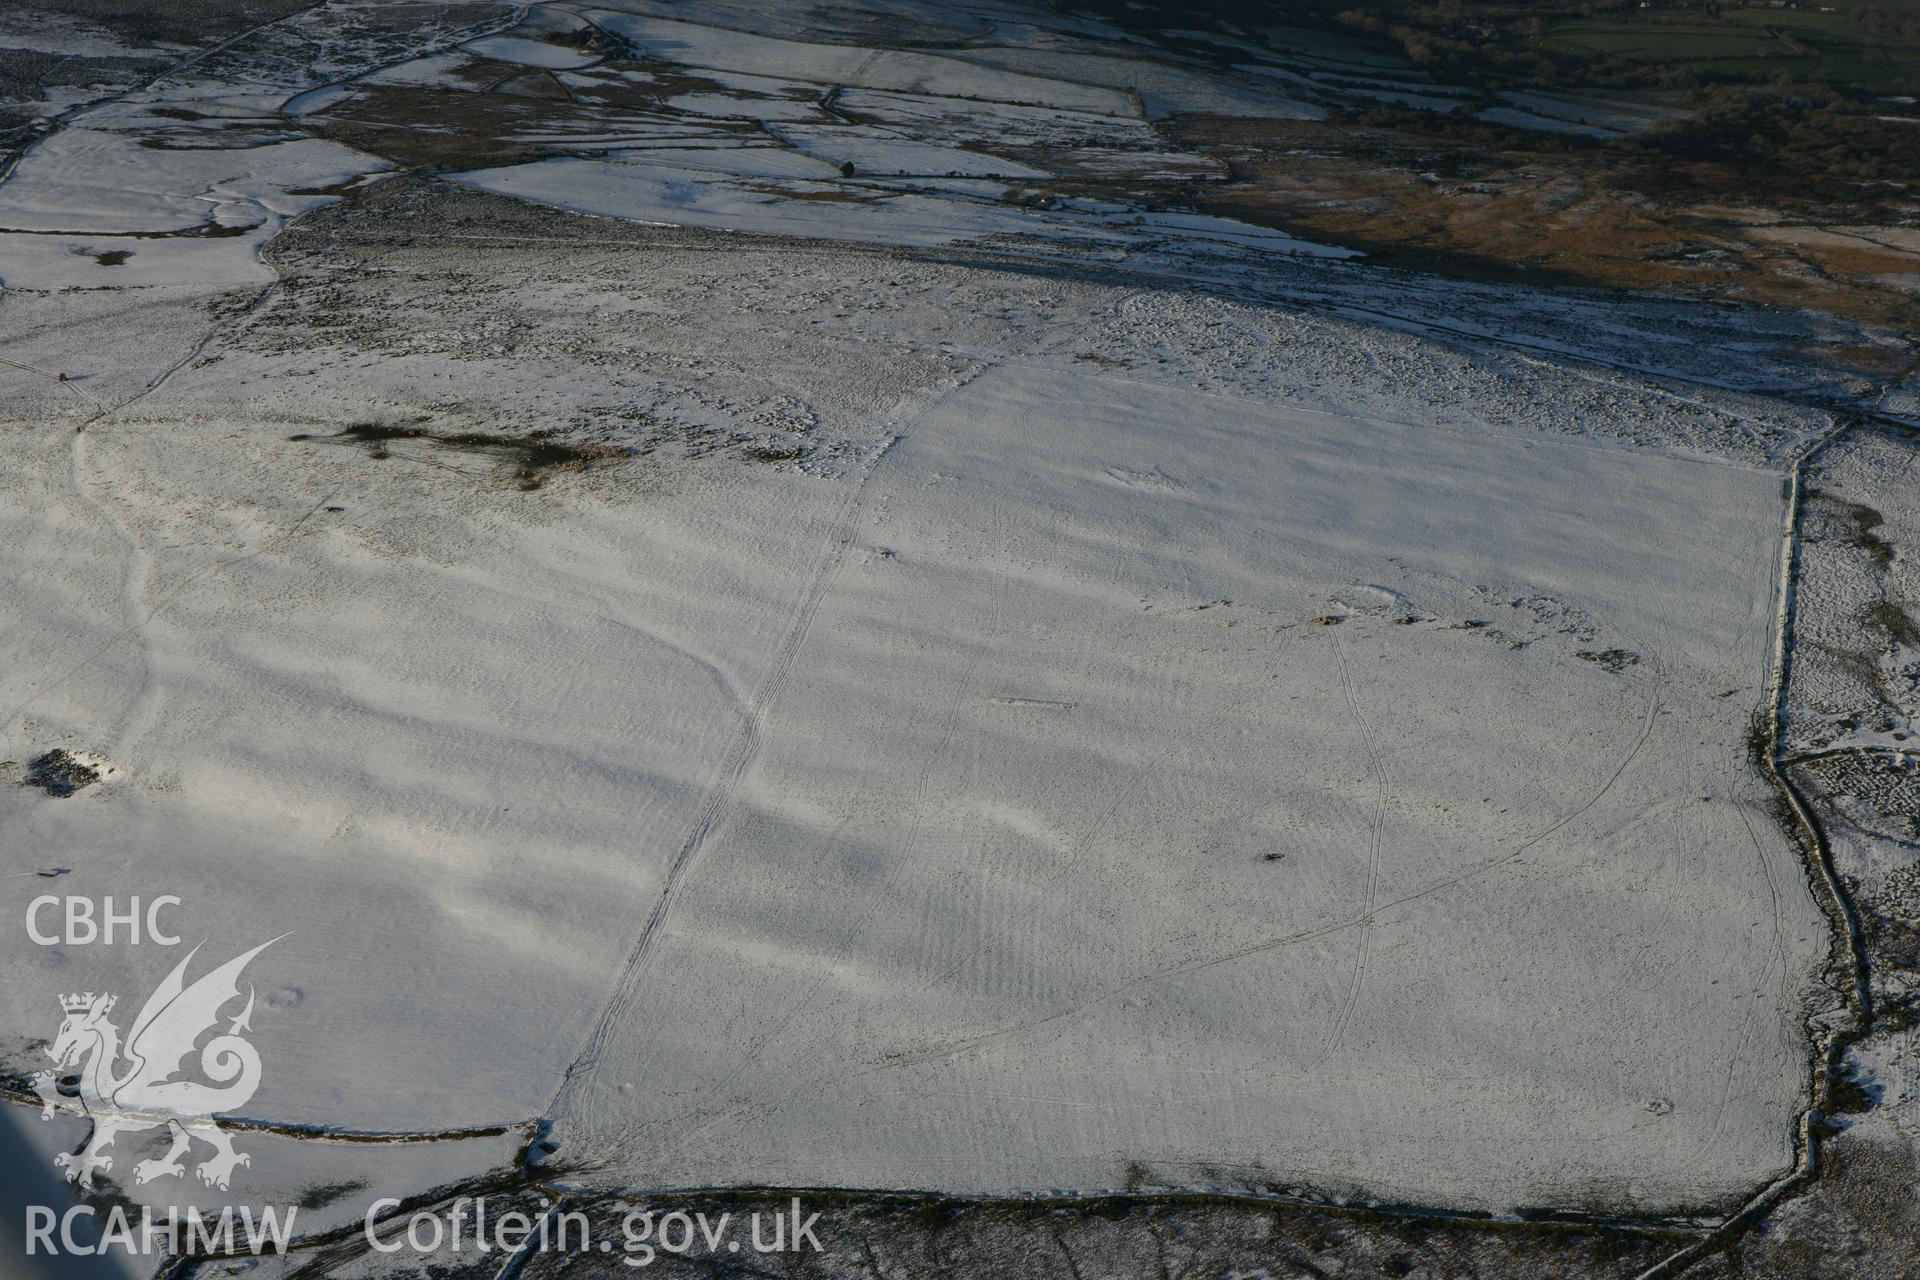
[849, 670, 1662, 1079]
[1314, 628, 1387, 1069]
[552, 451, 888, 1137]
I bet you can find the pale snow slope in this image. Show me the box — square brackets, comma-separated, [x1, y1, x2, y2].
[544, 363, 1821, 1214]
[0, 206, 1827, 1220]
[0, 424, 860, 1137]
[0, 0, 1853, 1232]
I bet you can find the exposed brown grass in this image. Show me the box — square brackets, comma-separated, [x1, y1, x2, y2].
[1169, 115, 1920, 365]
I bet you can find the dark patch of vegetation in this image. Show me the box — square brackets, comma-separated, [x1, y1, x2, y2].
[1155, 0, 1920, 210]
[549, 22, 630, 57]
[1332, 100, 1584, 155]
[93, 250, 129, 266]
[309, 78, 763, 172]
[283, 177, 367, 198]
[1863, 599, 1920, 649]
[1873, 989, 1920, 1035]
[297, 1179, 369, 1210]
[741, 442, 806, 463]
[1867, 911, 1920, 974]
[1819, 494, 1896, 563]
[1575, 647, 1640, 673]
[326, 1175, 1689, 1280]
[1828, 1056, 1878, 1114]
[288, 421, 624, 489]
[1318, 0, 1920, 92]
[18, 0, 317, 46]
[110, 220, 251, 240]
[23, 750, 99, 798]
[1745, 707, 1776, 771]
[904, 1196, 971, 1233]
[1623, 84, 1920, 202]
[1334, 83, 1920, 208]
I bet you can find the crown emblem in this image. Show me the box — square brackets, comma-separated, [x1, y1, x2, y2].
[60, 992, 112, 1014]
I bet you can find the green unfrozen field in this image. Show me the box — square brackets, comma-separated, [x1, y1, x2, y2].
[1529, 6, 1920, 87]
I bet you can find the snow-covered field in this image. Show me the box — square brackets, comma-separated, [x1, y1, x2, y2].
[550, 361, 1820, 1213]
[0, 0, 1897, 1265]
[0, 178, 1835, 1226]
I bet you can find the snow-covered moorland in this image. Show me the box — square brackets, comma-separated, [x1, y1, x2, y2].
[1, 0, 1913, 1276]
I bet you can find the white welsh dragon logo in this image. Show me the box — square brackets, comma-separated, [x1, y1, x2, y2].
[30, 938, 282, 1191]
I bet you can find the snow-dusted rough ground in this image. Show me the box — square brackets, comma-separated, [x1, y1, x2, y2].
[0, 0, 1892, 1264]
